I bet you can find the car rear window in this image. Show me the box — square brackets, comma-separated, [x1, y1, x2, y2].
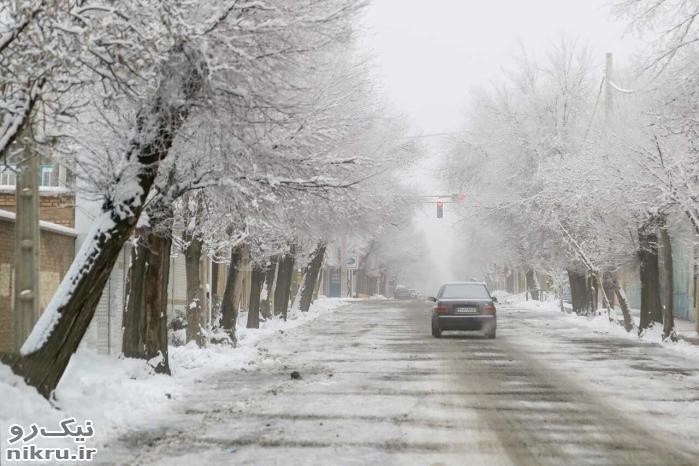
[440, 284, 490, 299]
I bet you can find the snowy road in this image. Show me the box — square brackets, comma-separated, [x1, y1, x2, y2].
[98, 300, 699, 465]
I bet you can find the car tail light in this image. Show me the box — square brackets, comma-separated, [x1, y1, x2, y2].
[434, 305, 449, 314]
[482, 303, 496, 314]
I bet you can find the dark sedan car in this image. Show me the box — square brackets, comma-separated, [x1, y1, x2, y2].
[428, 282, 497, 338]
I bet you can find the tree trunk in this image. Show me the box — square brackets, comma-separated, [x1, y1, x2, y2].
[595, 272, 612, 313]
[567, 268, 591, 314]
[638, 217, 663, 333]
[559, 273, 565, 312]
[220, 244, 243, 340]
[273, 256, 290, 318]
[287, 249, 297, 309]
[290, 269, 301, 307]
[122, 229, 172, 374]
[602, 271, 616, 309]
[0, 49, 204, 398]
[611, 274, 634, 332]
[211, 261, 220, 301]
[274, 247, 295, 320]
[589, 274, 598, 313]
[247, 266, 265, 329]
[526, 267, 540, 300]
[184, 233, 205, 347]
[659, 223, 676, 340]
[313, 267, 323, 303]
[300, 243, 326, 312]
[260, 256, 277, 320]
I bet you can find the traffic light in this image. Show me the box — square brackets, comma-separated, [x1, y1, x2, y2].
[436, 200, 444, 218]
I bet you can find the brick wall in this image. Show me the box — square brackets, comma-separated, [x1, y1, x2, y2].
[0, 191, 75, 227]
[0, 218, 75, 352]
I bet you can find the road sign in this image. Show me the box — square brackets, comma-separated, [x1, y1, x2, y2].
[345, 255, 359, 270]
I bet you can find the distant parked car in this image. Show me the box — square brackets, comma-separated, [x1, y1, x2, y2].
[428, 281, 497, 339]
[408, 289, 418, 299]
[394, 285, 411, 300]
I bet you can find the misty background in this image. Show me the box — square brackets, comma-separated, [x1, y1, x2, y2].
[359, 0, 640, 294]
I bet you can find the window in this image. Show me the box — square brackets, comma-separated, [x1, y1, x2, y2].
[439, 283, 490, 299]
[40, 164, 58, 187]
[0, 161, 68, 188]
[0, 166, 17, 186]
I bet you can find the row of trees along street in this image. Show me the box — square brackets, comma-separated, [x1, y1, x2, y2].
[443, 0, 699, 340]
[0, 1, 426, 398]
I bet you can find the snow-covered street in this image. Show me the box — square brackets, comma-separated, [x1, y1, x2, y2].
[90, 299, 699, 465]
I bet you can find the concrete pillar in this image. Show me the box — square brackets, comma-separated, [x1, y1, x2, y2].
[13, 137, 40, 353]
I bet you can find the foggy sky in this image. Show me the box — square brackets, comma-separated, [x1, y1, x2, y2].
[361, 0, 640, 134]
[360, 0, 641, 292]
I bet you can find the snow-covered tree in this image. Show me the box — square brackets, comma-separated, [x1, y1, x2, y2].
[3, 0, 367, 398]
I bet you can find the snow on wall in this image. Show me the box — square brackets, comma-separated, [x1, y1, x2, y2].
[0, 208, 77, 236]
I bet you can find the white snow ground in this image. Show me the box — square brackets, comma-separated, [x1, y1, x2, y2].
[0, 297, 348, 459]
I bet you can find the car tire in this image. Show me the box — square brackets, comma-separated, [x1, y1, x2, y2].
[486, 329, 496, 339]
[431, 322, 441, 338]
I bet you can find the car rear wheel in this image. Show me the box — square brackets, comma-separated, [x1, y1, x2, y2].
[485, 328, 496, 339]
[431, 322, 441, 338]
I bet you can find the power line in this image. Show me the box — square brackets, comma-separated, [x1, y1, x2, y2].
[400, 131, 464, 140]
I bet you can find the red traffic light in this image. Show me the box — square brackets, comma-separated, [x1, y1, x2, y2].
[436, 200, 444, 218]
[436, 200, 444, 208]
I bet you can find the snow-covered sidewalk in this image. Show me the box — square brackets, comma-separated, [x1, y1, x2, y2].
[0, 298, 349, 458]
[503, 293, 699, 356]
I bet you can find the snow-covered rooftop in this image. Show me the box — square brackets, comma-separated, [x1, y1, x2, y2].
[0, 185, 73, 195]
[0, 209, 78, 237]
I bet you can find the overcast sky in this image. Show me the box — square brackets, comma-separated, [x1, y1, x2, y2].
[360, 0, 640, 135]
[358, 0, 642, 289]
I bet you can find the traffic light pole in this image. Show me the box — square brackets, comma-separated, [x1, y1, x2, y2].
[407, 193, 466, 218]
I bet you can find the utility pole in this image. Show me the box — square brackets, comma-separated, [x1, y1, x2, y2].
[605, 52, 613, 118]
[13, 124, 40, 353]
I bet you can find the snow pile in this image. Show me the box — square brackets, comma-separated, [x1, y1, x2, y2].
[0, 364, 65, 437]
[0, 297, 349, 450]
[490, 289, 515, 304]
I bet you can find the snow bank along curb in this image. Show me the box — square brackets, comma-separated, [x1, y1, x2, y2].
[504, 293, 699, 357]
[0, 297, 351, 453]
